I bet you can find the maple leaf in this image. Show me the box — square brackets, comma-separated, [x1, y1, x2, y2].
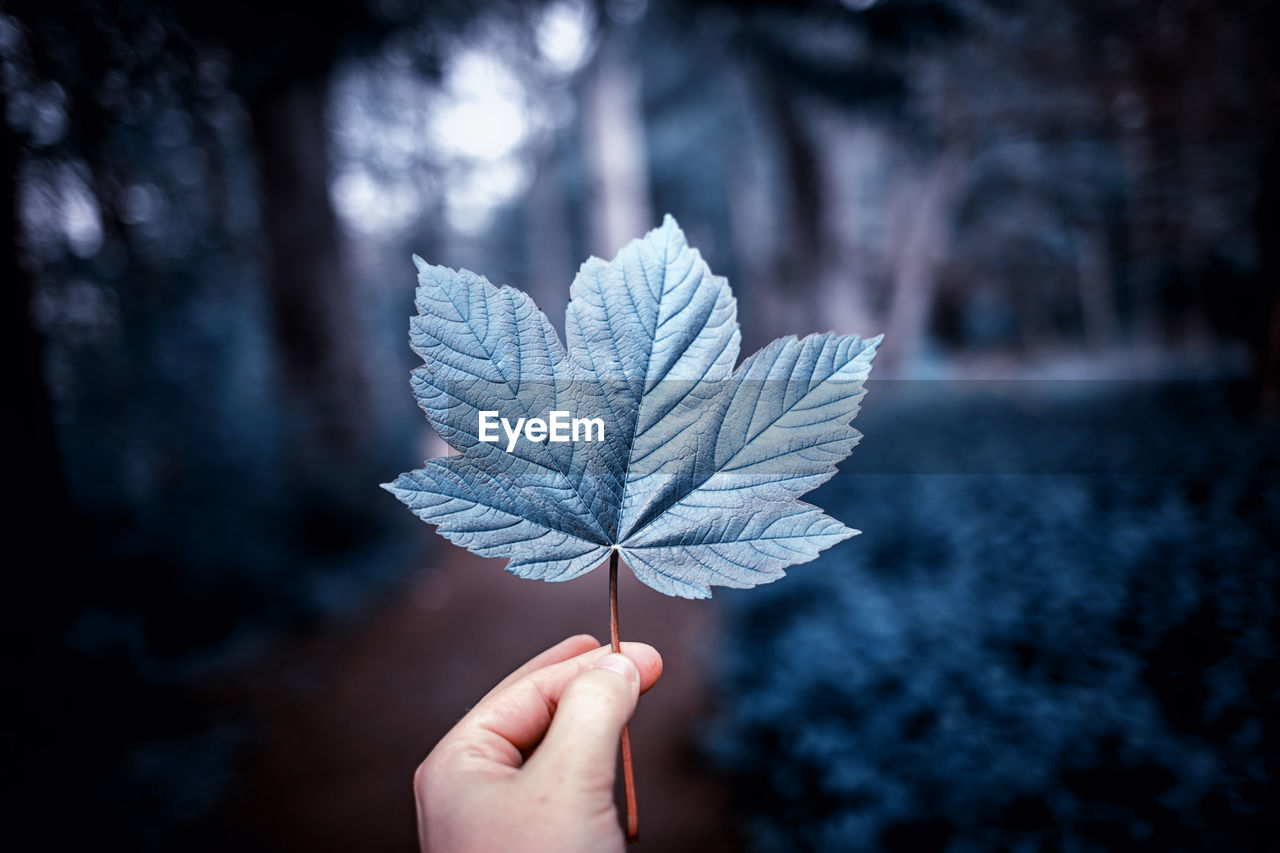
[383, 215, 880, 599]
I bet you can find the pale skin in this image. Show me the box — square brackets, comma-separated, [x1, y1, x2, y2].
[414, 635, 664, 853]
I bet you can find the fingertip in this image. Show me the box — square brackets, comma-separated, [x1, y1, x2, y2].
[480, 633, 607, 702]
[617, 641, 663, 692]
[566, 632, 602, 651]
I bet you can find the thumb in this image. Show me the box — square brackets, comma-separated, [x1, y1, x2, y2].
[524, 653, 639, 787]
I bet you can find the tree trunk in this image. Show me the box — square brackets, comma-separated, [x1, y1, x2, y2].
[1, 83, 80, 845]
[1253, 128, 1280, 414]
[582, 29, 653, 259]
[881, 144, 967, 369]
[249, 76, 370, 468]
[1074, 227, 1119, 350]
[759, 86, 880, 341]
[526, 152, 576, 336]
[767, 82, 824, 337]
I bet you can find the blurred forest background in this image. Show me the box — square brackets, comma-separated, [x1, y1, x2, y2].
[6, 0, 1278, 850]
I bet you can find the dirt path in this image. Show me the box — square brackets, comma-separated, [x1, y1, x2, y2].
[209, 547, 738, 852]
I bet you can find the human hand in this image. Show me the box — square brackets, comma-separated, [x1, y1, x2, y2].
[414, 634, 663, 853]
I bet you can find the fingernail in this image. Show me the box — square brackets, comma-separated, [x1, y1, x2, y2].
[592, 653, 638, 683]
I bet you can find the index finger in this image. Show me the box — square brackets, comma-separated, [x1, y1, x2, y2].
[479, 634, 601, 704]
[433, 641, 662, 772]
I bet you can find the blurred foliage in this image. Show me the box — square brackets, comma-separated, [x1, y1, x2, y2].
[709, 385, 1279, 851]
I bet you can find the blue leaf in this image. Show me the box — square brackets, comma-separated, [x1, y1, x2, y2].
[385, 457, 608, 581]
[384, 218, 880, 596]
[404, 258, 612, 542]
[565, 214, 741, 540]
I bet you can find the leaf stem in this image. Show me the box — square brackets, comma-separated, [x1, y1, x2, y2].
[610, 549, 639, 842]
